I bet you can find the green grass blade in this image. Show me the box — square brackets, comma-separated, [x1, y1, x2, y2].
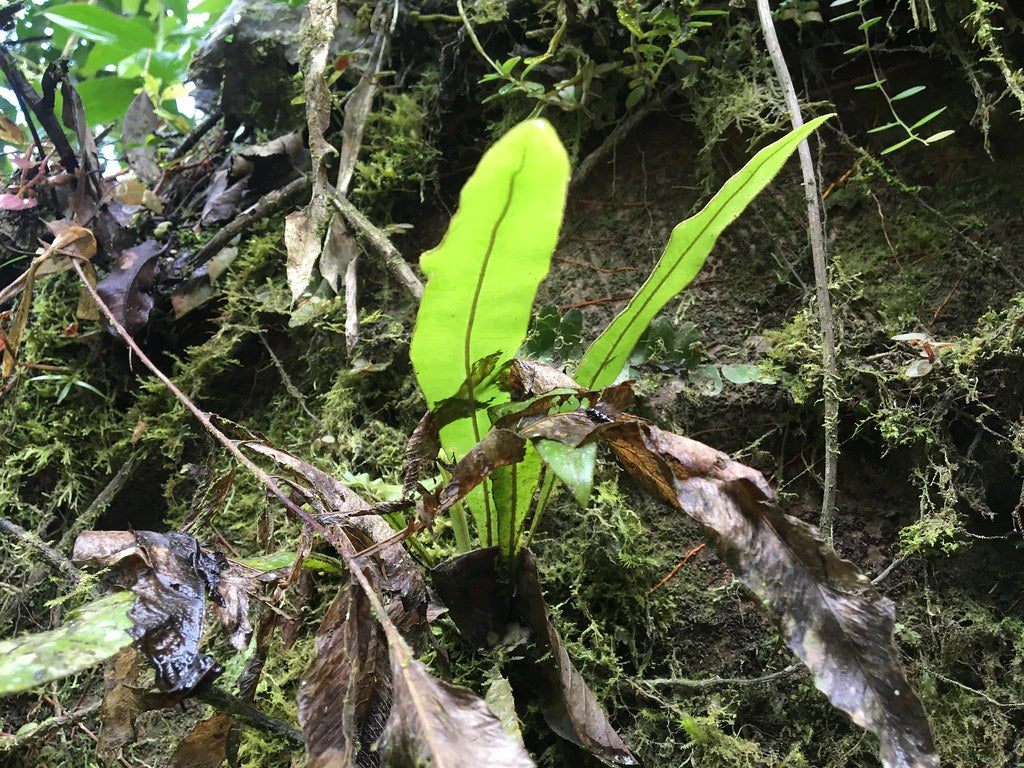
[575, 114, 832, 389]
[0, 591, 134, 695]
[410, 119, 570, 541]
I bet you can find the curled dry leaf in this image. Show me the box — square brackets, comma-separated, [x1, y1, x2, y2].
[72, 530, 252, 692]
[431, 548, 637, 767]
[402, 410, 440, 496]
[170, 713, 232, 768]
[95, 239, 164, 336]
[522, 409, 937, 768]
[123, 91, 159, 186]
[298, 578, 390, 768]
[380, 633, 534, 768]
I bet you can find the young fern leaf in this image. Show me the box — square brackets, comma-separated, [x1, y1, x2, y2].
[575, 114, 832, 389]
[410, 119, 570, 544]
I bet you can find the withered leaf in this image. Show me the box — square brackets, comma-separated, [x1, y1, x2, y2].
[298, 577, 390, 768]
[380, 634, 534, 768]
[402, 410, 440, 495]
[72, 531, 251, 691]
[99, 647, 184, 759]
[431, 548, 636, 767]
[95, 240, 164, 336]
[433, 429, 526, 516]
[201, 168, 249, 226]
[123, 91, 160, 186]
[242, 442, 428, 643]
[170, 713, 232, 768]
[504, 358, 581, 397]
[515, 549, 639, 767]
[529, 411, 937, 768]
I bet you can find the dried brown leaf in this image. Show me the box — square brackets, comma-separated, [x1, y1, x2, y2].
[380, 635, 534, 768]
[123, 91, 159, 186]
[170, 713, 232, 768]
[298, 578, 390, 768]
[95, 239, 164, 336]
[401, 411, 440, 496]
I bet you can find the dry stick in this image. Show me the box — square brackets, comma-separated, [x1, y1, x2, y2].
[176, 176, 311, 278]
[756, 0, 839, 541]
[0, 700, 102, 750]
[69, 256, 409, 655]
[645, 664, 799, 689]
[333, 195, 424, 299]
[0, 516, 83, 587]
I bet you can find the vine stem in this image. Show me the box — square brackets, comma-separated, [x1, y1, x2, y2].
[755, 0, 839, 541]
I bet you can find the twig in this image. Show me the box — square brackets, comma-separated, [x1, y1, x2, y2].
[0, 700, 101, 751]
[332, 195, 424, 299]
[571, 102, 657, 191]
[198, 685, 304, 744]
[649, 542, 705, 594]
[559, 294, 632, 311]
[931, 672, 1024, 709]
[0, 516, 82, 586]
[344, 255, 359, 351]
[174, 176, 311, 279]
[872, 556, 908, 585]
[69, 255, 414, 678]
[929, 273, 964, 326]
[644, 664, 799, 689]
[166, 110, 223, 163]
[756, 0, 840, 541]
[57, 456, 137, 555]
[256, 333, 323, 426]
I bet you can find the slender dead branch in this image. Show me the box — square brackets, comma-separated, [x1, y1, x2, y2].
[198, 685, 305, 743]
[0, 516, 82, 586]
[644, 664, 799, 689]
[174, 175, 311, 279]
[0, 700, 102, 751]
[756, 0, 840, 541]
[70, 255, 412, 663]
[332, 195, 424, 299]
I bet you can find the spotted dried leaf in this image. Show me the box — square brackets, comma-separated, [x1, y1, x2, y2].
[523, 410, 937, 768]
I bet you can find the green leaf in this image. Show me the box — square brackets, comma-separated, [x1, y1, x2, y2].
[866, 121, 900, 134]
[924, 129, 955, 144]
[881, 136, 915, 155]
[830, 11, 860, 22]
[624, 84, 646, 110]
[491, 445, 543, 557]
[721, 363, 763, 384]
[534, 439, 596, 507]
[891, 85, 926, 101]
[854, 79, 886, 90]
[410, 119, 570, 541]
[0, 591, 134, 695]
[689, 364, 723, 396]
[42, 5, 156, 52]
[575, 114, 832, 389]
[74, 76, 142, 125]
[910, 107, 946, 130]
[843, 44, 868, 55]
[858, 15, 881, 30]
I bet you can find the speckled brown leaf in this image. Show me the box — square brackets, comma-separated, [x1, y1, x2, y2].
[504, 358, 581, 396]
[432, 429, 525, 517]
[298, 578, 390, 768]
[170, 713, 232, 768]
[380, 633, 534, 768]
[402, 410, 440, 495]
[72, 531, 251, 691]
[95, 239, 164, 336]
[201, 168, 249, 226]
[525, 410, 937, 768]
[123, 91, 159, 185]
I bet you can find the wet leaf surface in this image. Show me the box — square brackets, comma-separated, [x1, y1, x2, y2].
[95, 239, 164, 336]
[72, 530, 251, 691]
[522, 408, 938, 768]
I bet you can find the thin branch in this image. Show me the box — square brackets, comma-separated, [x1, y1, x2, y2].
[756, 0, 840, 541]
[332, 195, 424, 299]
[0, 700, 101, 750]
[643, 664, 799, 689]
[198, 685, 305, 743]
[0, 516, 82, 586]
[173, 176, 311, 280]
